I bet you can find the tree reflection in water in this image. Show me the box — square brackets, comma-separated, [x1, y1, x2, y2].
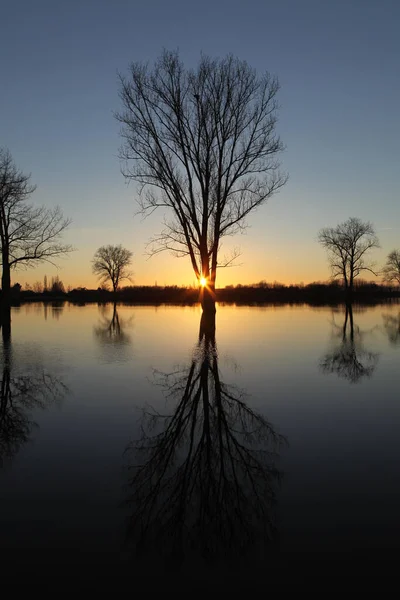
[126, 312, 285, 566]
[320, 304, 379, 383]
[382, 312, 400, 346]
[0, 322, 67, 465]
[94, 303, 133, 347]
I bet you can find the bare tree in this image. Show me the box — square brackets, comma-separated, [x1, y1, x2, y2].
[0, 149, 72, 307]
[116, 50, 287, 312]
[318, 217, 379, 297]
[92, 244, 133, 293]
[382, 250, 400, 286]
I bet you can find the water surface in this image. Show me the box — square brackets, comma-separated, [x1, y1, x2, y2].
[1, 301, 400, 570]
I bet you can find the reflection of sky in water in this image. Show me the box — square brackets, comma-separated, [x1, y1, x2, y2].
[1, 301, 400, 563]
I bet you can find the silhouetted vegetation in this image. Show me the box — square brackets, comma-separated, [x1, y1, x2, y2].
[7, 279, 400, 308]
[117, 50, 287, 312]
[50, 275, 66, 294]
[0, 148, 72, 310]
[216, 280, 398, 305]
[382, 250, 400, 286]
[318, 217, 379, 300]
[92, 244, 133, 293]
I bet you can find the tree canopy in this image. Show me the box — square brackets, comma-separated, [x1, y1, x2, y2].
[318, 217, 379, 295]
[382, 250, 400, 286]
[117, 50, 286, 310]
[0, 148, 72, 306]
[92, 244, 133, 293]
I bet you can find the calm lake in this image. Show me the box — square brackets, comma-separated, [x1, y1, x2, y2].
[1, 301, 400, 569]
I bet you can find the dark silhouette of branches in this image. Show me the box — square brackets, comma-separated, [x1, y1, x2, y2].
[117, 50, 287, 311]
[0, 334, 68, 465]
[125, 313, 285, 565]
[0, 148, 72, 307]
[320, 304, 379, 383]
[318, 218, 379, 298]
[382, 312, 400, 346]
[382, 250, 400, 286]
[92, 245, 133, 293]
[93, 303, 133, 348]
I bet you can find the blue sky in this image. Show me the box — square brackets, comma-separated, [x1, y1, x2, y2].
[1, 0, 399, 288]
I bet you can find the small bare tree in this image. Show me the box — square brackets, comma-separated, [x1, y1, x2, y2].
[116, 50, 287, 312]
[31, 281, 43, 294]
[0, 149, 72, 307]
[92, 244, 133, 293]
[382, 250, 400, 286]
[318, 217, 379, 297]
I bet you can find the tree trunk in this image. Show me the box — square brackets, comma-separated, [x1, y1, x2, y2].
[1, 251, 11, 309]
[347, 267, 354, 303]
[200, 280, 216, 313]
[199, 246, 216, 313]
[345, 288, 353, 304]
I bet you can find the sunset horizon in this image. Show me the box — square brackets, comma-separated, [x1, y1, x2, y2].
[2, 0, 400, 568]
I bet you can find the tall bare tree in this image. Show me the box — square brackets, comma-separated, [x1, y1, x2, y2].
[117, 50, 287, 312]
[318, 217, 379, 297]
[0, 149, 72, 307]
[382, 250, 400, 286]
[92, 244, 133, 293]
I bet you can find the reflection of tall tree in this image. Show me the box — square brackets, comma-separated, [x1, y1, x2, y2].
[0, 305, 11, 343]
[43, 301, 65, 321]
[51, 301, 65, 320]
[382, 312, 400, 346]
[94, 303, 132, 347]
[126, 313, 285, 564]
[0, 328, 67, 465]
[320, 304, 378, 383]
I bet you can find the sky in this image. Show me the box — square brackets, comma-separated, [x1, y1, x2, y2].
[1, 0, 399, 289]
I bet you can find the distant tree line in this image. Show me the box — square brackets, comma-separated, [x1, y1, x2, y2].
[28, 275, 66, 295]
[10, 278, 399, 308]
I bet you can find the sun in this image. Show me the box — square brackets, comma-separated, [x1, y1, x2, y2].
[199, 276, 207, 287]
